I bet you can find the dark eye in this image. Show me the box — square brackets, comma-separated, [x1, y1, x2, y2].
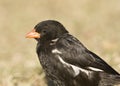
[42, 30, 47, 33]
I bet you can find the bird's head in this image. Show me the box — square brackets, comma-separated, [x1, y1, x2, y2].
[26, 20, 68, 42]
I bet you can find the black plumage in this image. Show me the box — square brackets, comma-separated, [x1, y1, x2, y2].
[26, 20, 120, 86]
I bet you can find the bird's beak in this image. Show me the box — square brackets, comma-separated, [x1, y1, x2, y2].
[26, 29, 40, 38]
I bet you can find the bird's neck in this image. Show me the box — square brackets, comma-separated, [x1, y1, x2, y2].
[36, 39, 56, 55]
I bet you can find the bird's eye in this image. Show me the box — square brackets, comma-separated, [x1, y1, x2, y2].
[42, 30, 47, 33]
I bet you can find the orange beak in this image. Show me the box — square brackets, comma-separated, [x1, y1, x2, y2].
[26, 29, 40, 38]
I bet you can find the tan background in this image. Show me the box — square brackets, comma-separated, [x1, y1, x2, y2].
[0, 0, 120, 86]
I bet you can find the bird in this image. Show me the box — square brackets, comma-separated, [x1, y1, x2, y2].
[26, 20, 120, 86]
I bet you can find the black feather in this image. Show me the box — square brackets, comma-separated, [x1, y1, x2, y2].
[28, 20, 120, 86]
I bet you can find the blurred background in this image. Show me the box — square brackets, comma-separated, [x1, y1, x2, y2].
[0, 0, 120, 86]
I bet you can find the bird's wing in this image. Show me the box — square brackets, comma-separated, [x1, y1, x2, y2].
[54, 34, 119, 75]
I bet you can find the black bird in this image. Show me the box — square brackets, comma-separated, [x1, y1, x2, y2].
[26, 20, 120, 86]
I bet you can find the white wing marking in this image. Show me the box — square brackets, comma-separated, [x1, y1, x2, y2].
[58, 56, 89, 77]
[88, 67, 103, 71]
[52, 49, 62, 54]
[51, 38, 59, 42]
[50, 38, 59, 45]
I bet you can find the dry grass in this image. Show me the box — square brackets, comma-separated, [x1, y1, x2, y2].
[0, 0, 120, 86]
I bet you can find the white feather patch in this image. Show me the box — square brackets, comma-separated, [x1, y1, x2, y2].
[52, 49, 62, 54]
[88, 67, 103, 71]
[50, 38, 59, 45]
[51, 38, 59, 42]
[58, 56, 89, 77]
